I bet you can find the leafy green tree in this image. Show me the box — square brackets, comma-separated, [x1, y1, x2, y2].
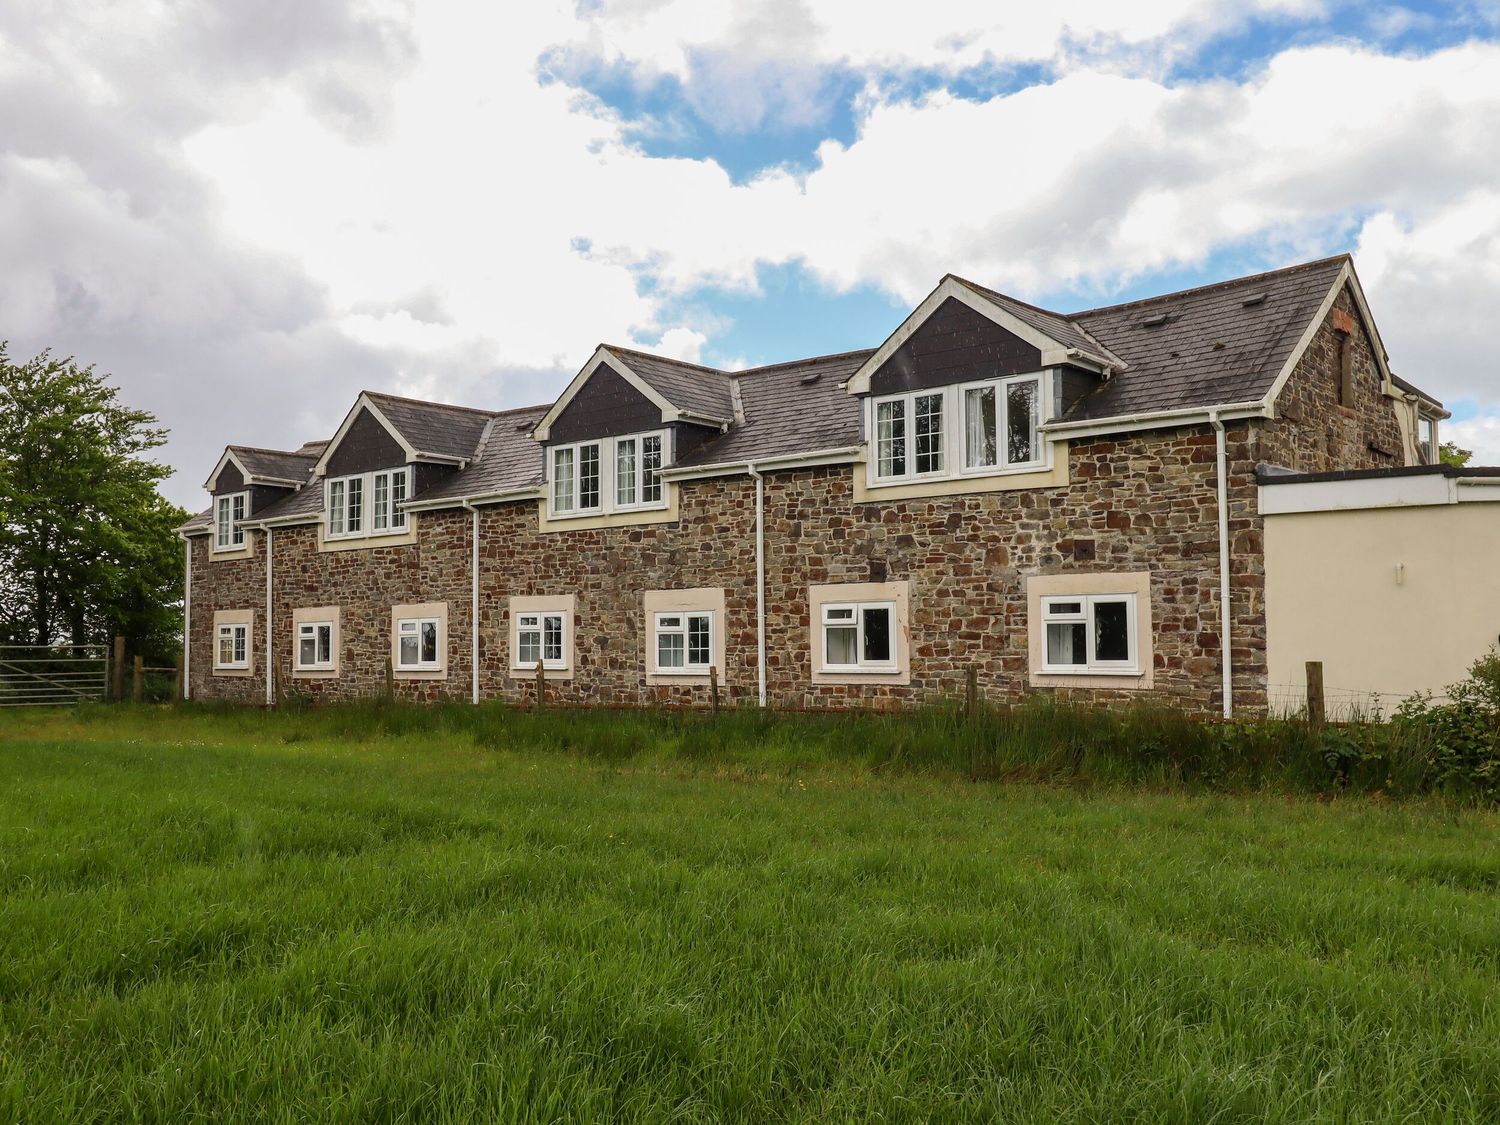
[1439, 440, 1473, 467]
[0, 344, 189, 663]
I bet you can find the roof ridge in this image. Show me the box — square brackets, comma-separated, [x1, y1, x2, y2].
[1067, 254, 1350, 318]
[229, 443, 318, 458]
[603, 345, 732, 378]
[362, 389, 502, 417]
[734, 347, 879, 377]
[947, 275, 1070, 321]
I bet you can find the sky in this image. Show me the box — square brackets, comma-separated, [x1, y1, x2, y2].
[3, 1, 1500, 511]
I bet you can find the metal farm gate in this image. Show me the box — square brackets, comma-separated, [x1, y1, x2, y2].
[0, 645, 109, 707]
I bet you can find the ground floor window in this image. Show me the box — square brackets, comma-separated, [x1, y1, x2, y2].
[216, 623, 248, 669]
[1039, 593, 1141, 675]
[397, 618, 440, 669]
[296, 621, 334, 670]
[654, 611, 713, 673]
[390, 602, 447, 677]
[508, 596, 576, 678]
[517, 612, 565, 668]
[820, 601, 896, 672]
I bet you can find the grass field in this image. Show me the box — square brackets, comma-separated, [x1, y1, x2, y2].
[2, 705, 1498, 1123]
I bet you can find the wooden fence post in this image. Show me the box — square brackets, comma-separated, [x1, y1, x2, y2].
[1305, 661, 1325, 727]
[535, 659, 545, 711]
[131, 655, 144, 703]
[111, 635, 126, 702]
[709, 665, 720, 714]
[965, 665, 979, 721]
[174, 654, 184, 702]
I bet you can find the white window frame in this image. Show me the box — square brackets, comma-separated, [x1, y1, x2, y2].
[1040, 593, 1139, 675]
[1419, 414, 1440, 466]
[214, 491, 248, 550]
[215, 623, 249, 670]
[515, 611, 568, 671]
[868, 371, 1050, 487]
[550, 430, 670, 520]
[652, 610, 714, 675]
[326, 467, 409, 540]
[295, 620, 335, 671]
[818, 600, 898, 674]
[395, 616, 442, 671]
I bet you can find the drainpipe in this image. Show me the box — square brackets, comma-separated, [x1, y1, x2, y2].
[747, 464, 767, 708]
[462, 500, 480, 705]
[1209, 413, 1233, 719]
[181, 536, 191, 701]
[264, 527, 275, 707]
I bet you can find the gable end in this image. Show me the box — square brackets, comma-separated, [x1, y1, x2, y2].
[868, 297, 1043, 397]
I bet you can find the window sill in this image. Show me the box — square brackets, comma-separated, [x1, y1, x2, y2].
[318, 522, 418, 553]
[1038, 667, 1141, 677]
[509, 664, 574, 680]
[208, 544, 255, 562]
[293, 668, 338, 679]
[854, 452, 1068, 502]
[818, 666, 899, 676]
[393, 667, 446, 681]
[212, 666, 253, 677]
[538, 496, 679, 534]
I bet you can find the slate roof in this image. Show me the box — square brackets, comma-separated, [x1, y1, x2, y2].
[673, 350, 872, 467]
[364, 391, 498, 460]
[1061, 255, 1351, 421]
[231, 446, 318, 483]
[607, 347, 736, 423]
[407, 406, 549, 504]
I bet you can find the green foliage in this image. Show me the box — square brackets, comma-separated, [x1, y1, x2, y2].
[1, 707, 1496, 1122]
[0, 342, 189, 662]
[1392, 648, 1500, 800]
[1439, 440, 1473, 467]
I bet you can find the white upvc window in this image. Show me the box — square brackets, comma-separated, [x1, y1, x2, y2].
[819, 601, 897, 672]
[1040, 593, 1139, 675]
[295, 621, 334, 671]
[215, 623, 249, 669]
[869, 372, 1047, 485]
[215, 491, 248, 550]
[327, 468, 409, 539]
[551, 431, 669, 519]
[1419, 414, 1440, 466]
[395, 616, 441, 670]
[516, 612, 567, 670]
[653, 610, 713, 674]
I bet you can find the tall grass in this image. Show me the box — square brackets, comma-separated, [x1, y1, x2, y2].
[1, 708, 1496, 1122]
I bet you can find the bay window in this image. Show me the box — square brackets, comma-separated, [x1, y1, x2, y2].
[653, 611, 713, 674]
[327, 468, 408, 540]
[551, 431, 668, 519]
[870, 372, 1045, 485]
[214, 491, 248, 550]
[1041, 594, 1138, 674]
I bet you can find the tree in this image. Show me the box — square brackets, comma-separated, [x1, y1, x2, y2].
[0, 344, 189, 664]
[1439, 440, 1473, 467]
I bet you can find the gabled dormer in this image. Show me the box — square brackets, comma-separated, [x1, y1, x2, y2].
[844, 276, 1109, 499]
[202, 445, 317, 557]
[530, 346, 735, 530]
[311, 391, 496, 549]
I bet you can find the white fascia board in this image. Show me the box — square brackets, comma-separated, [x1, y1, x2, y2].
[240, 513, 320, 529]
[661, 446, 864, 482]
[1258, 474, 1459, 515]
[845, 277, 1103, 396]
[532, 347, 678, 441]
[312, 394, 420, 476]
[402, 486, 543, 512]
[1456, 479, 1500, 502]
[1040, 401, 1269, 440]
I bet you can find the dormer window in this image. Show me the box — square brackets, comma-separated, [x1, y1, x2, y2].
[550, 431, 668, 519]
[327, 467, 409, 539]
[214, 491, 248, 550]
[1419, 414, 1440, 466]
[869, 372, 1045, 486]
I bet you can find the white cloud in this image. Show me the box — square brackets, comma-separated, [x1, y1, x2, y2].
[1446, 412, 1500, 465]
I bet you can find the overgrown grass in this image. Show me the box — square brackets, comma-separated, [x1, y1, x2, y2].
[2, 707, 1497, 1122]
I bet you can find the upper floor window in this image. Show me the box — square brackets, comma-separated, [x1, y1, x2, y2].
[870, 373, 1044, 486]
[327, 468, 409, 539]
[214, 491, 247, 550]
[551, 431, 668, 518]
[1419, 414, 1440, 466]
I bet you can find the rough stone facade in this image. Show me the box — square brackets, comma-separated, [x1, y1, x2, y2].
[186, 288, 1411, 715]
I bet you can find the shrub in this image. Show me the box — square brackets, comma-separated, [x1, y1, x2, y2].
[1392, 648, 1500, 800]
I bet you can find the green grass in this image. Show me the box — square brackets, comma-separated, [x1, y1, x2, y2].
[2, 705, 1497, 1123]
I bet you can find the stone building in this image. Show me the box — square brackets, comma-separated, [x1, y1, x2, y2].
[178, 255, 1448, 715]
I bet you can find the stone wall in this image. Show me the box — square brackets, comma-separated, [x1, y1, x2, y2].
[187, 534, 266, 704]
[185, 285, 1412, 715]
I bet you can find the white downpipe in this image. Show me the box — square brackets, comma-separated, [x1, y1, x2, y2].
[181, 537, 191, 701]
[264, 528, 275, 707]
[1209, 413, 1233, 719]
[747, 464, 767, 708]
[465, 502, 480, 706]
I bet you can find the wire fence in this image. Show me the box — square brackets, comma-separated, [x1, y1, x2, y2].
[1265, 680, 1450, 722]
[0, 645, 109, 708]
